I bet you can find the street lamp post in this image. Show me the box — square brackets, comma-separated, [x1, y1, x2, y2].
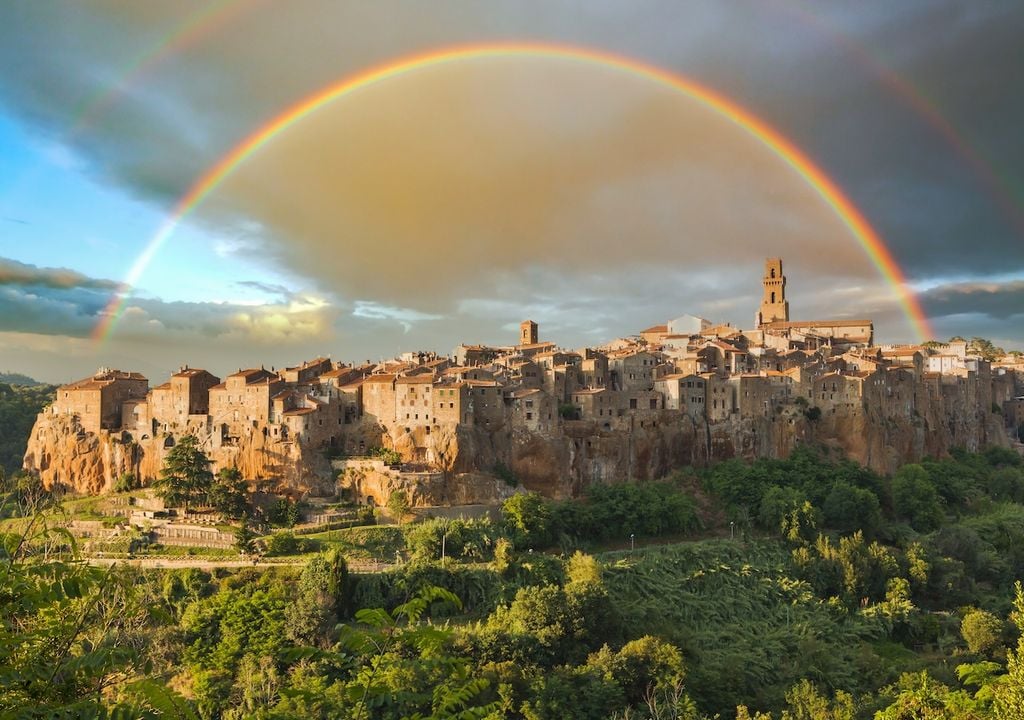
[441, 532, 446, 567]
[630, 533, 635, 553]
[730, 521, 735, 540]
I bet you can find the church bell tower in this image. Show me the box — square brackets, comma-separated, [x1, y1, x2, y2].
[756, 257, 789, 327]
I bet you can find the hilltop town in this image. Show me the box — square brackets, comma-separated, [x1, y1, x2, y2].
[24, 258, 1024, 504]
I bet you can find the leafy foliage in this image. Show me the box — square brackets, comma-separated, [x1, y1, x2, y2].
[0, 382, 55, 475]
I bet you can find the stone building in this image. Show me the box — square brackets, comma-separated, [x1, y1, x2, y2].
[608, 348, 660, 392]
[280, 357, 333, 384]
[208, 368, 284, 440]
[395, 374, 435, 426]
[51, 368, 149, 433]
[509, 387, 556, 432]
[361, 374, 398, 425]
[149, 367, 220, 433]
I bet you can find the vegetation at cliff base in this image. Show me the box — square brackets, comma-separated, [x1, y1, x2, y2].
[6, 446, 1024, 718]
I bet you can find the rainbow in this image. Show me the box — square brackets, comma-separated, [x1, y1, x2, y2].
[93, 41, 934, 342]
[72, 0, 252, 134]
[770, 0, 1024, 240]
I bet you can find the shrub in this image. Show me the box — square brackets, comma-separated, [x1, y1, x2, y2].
[961, 608, 1004, 656]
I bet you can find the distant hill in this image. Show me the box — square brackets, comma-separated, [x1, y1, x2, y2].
[0, 382, 56, 474]
[0, 372, 42, 386]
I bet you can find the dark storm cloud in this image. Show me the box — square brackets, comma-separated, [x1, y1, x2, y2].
[919, 280, 1024, 322]
[0, 0, 1021, 355]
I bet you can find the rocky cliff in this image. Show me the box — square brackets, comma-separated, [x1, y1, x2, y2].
[23, 413, 333, 496]
[23, 380, 1012, 501]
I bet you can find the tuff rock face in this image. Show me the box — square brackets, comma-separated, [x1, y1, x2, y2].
[23, 414, 333, 497]
[24, 380, 1011, 503]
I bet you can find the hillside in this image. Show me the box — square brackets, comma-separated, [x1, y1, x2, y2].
[5, 447, 1024, 717]
[0, 372, 41, 386]
[0, 382, 55, 475]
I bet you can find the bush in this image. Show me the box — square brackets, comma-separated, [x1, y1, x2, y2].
[114, 472, 139, 493]
[263, 531, 318, 556]
[266, 498, 302, 527]
[961, 608, 1004, 656]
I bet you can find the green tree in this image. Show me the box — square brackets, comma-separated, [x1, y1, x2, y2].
[968, 337, 1005, 362]
[876, 671, 985, 720]
[892, 464, 944, 532]
[781, 679, 856, 720]
[502, 492, 552, 549]
[993, 582, 1024, 719]
[234, 515, 257, 555]
[285, 549, 350, 646]
[0, 517, 196, 717]
[155, 435, 213, 512]
[208, 466, 248, 519]
[961, 608, 1004, 656]
[822, 482, 882, 535]
[386, 489, 410, 525]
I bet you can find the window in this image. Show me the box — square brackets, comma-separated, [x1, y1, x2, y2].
[526, 412, 533, 420]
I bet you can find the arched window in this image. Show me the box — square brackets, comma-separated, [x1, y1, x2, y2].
[771, 291, 776, 303]
[771, 268, 776, 278]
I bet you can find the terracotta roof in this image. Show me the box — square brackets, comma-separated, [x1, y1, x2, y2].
[172, 367, 213, 378]
[320, 367, 350, 378]
[283, 407, 316, 416]
[363, 374, 397, 384]
[64, 369, 147, 390]
[640, 324, 668, 334]
[396, 374, 434, 385]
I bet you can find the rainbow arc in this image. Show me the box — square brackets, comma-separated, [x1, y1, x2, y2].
[93, 42, 934, 343]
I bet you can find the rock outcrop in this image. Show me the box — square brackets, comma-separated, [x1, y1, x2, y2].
[24, 375, 1012, 501]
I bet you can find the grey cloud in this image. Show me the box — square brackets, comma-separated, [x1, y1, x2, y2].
[919, 280, 1024, 322]
[0, 258, 119, 290]
[0, 1, 1022, 359]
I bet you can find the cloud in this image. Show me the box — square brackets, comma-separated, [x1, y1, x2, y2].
[919, 280, 1024, 321]
[352, 301, 443, 333]
[0, 258, 118, 290]
[0, 258, 337, 344]
[0, 0, 1021, 366]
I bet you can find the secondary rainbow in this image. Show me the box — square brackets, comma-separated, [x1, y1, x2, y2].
[72, 0, 251, 134]
[93, 41, 934, 342]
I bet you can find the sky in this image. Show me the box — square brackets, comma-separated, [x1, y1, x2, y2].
[0, 0, 1022, 384]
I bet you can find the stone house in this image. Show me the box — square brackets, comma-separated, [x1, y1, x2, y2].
[51, 368, 149, 433]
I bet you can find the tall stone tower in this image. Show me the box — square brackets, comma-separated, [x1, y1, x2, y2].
[520, 320, 538, 345]
[756, 257, 789, 327]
